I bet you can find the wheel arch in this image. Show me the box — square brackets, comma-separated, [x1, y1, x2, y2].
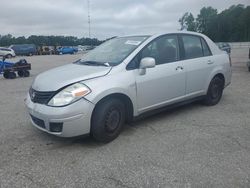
[214, 73, 225, 86]
[6, 53, 12, 58]
[206, 69, 226, 93]
[91, 93, 134, 123]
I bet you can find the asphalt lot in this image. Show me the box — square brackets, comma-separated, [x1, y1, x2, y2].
[0, 54, 250, 188]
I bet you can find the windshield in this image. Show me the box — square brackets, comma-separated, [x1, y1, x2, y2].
[77, 36, 149, 66]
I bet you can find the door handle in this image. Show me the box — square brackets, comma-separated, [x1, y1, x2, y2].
[207, 60, 214, 65]
[176, 66, 184, 71]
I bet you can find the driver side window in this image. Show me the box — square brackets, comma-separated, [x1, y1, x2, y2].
[127, 35, 180, 70]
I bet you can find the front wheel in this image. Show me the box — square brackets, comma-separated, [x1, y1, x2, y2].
[23, 70, 30, 77]
[203, 77, 224, 106]
[3, 71, 9, 79]
[18, 70, 24, 77]
[91, 98, 125, 143]
[248, 66, 250, 72]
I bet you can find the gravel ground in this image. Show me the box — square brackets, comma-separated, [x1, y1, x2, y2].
[0, 54, 250, 188]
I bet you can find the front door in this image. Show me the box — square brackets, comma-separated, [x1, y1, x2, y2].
[134, 35, 186, 113]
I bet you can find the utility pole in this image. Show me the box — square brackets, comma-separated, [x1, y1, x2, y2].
[87, 0, 91, 39]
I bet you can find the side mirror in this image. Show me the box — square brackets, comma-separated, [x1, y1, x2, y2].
[139, 57, 156, 75]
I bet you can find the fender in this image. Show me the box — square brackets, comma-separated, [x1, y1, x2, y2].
[205, 65, 225, 93]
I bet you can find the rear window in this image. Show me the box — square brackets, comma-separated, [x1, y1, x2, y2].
[201, 38, 212, 56]
[182, 35, 203, 59]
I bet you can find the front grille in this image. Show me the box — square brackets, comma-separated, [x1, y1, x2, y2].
[30, 114, 45, 129]
[29, 88, 55, 104]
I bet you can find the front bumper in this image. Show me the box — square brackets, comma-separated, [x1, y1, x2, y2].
[25, 94, 95, 137]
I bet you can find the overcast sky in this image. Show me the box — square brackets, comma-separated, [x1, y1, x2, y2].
[0, 0, 249, 40]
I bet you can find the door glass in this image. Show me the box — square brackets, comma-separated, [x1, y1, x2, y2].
[140, 35, 179, 65]
[182, 35, 203, 59]
[201, 38, 212, 56]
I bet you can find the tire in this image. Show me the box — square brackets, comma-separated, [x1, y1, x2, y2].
[6, 54, 12, 58]
[91, 98, 125, 143]
[8, 72, 17, 79]
[3, 71, 9, 79]
[18, 70, 24, 77]
[203, 76, 224, 106]
[23, 70, 30, 77]
[248, 66, 250, 72]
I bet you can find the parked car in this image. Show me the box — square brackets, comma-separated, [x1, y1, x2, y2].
[57, 47, 78, 55]
[0, 47, 16, 58]
[10, 44, 37, 56]
[38, 46, 56, 55]
[25, 31, 232, 142]
[77, 45, 96, 52]
[216, 42, 231, 54]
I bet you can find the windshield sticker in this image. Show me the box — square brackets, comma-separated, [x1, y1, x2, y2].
[125, 40, 142, 46]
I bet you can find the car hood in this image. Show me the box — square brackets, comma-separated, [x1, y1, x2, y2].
[32, 63, 111, 91]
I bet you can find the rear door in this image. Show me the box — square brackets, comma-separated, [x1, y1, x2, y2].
[180, 34, 213, 95]
[133, 35, 186, 112]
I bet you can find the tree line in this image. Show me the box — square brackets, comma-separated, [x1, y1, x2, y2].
[179, 4, 250, 42]
[0, 34, 103, 47]
[1, 4, 249, 46]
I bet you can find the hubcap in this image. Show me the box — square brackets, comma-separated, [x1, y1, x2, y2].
[105, 108, 121, 133]
[211, 82, 220, 99]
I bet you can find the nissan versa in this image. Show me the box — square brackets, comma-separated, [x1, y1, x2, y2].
[25, 31, 232, 142]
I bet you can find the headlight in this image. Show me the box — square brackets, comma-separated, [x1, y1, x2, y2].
[48, 83, 91, 107]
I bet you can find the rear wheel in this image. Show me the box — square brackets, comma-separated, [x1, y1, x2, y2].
[91, 98, 125, 143]
[248, 66, 250, 72]
[203, 76, 224, 106]
[23, 70, 30, 77]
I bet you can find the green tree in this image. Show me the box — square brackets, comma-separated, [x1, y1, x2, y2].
[240, 6, 250, 41]
[196, 7, 218, 37]
[0, 35, 103, 47]
[179, 4, 250, 42]
[179, 12, 197, 31]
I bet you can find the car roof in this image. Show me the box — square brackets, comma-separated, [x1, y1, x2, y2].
[121, 31, 223, 58]
[154, 31, 207, 37]
[121, 31, 207, 38]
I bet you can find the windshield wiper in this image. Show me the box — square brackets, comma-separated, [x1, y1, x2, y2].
[77, 60, 110, 67]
